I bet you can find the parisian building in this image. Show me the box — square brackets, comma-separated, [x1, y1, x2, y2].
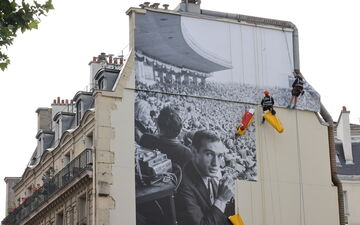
[335, 107, 360, 225]
[3, 1, 344, 225]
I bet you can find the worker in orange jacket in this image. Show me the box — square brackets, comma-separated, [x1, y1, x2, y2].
[261, 90, 276, 124]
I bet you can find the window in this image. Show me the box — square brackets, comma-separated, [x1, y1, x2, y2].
[55, 119, 61, 145]
[64, 152, 70, 166]
[98, 77, 106, 90]
[57, 120, 61, 139]
[78, 194, 87, 225]
[76, 101, 82, 125]
[85, 133, 93, 149]
[344, 190, 349, 224]
[69, 207, 74, 225]
[56, 211, 64, 225]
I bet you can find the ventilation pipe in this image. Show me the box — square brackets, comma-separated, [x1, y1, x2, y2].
[163, 4, 169, 10]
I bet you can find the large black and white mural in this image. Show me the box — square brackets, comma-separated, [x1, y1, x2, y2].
[134, 10, 320, 225]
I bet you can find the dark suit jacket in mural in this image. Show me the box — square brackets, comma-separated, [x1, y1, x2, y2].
[175, 162, 233, 225]
[140, 134, 193, 167]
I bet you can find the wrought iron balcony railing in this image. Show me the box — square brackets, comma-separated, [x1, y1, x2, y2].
[2, 149, 92, 225]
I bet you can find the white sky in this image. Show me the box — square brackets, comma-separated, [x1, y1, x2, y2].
[1, 0, 359, 219]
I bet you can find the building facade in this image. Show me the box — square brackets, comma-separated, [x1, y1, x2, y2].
[3, 1, 342, 225]
[335, 107, 360, 225]
[2, 53, 123, 225]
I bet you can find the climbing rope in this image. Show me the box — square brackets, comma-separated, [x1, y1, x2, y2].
[263, 119, 277, 225]
[295, 111, 306, 225]
[282, 28, 294, 73]
[239, 24, 245, 84]
[273, 129, 284, 225]
[254, 26, 260, 88]
[258, 108, 268, 225]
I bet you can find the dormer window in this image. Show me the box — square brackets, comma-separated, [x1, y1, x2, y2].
[98, 77, 106, 90]
[56, 120, 61, 142]
[94, 68, 119, 91]
[76, 101, 82, 125]
[52, 111, 75, 147]
[73, 91, 93, 126]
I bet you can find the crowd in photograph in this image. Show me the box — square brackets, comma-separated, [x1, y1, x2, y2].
[136, 78, 320, 112]
[135, 50, 321, 112]
[135, 91, 257, 181]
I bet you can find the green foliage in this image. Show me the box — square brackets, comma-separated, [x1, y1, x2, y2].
[0, 0, 54, 71]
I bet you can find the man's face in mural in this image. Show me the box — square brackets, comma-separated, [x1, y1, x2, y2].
[194, 140, 226, 178]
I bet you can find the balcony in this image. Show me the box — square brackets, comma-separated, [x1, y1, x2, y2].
[2, 149, 92, 225]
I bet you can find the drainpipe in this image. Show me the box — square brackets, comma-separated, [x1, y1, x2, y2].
[292, 27, 300, 71]
[320, 103, 345, 225]
[200, 9, 344, 225]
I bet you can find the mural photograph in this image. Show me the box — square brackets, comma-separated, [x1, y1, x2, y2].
[134, 10, 320, 225]
[135, 91, 256, 225]
[134, 11, 320, 112]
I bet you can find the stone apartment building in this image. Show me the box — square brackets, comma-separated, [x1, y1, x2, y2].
[2, 53, 123, 225]
[335, 107, 360, 225]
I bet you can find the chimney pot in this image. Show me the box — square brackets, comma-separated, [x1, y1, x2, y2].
[61, 99, 65, 104]
[151, 3, 160, 8]
[163, 4, 169, 9]
[53, 99, 56, 104]
[98, 53, 107, 62]
[109, 56, 113, 64]
[57, 97, 60, 104]
[65, 99, 69, 104]
[144, 2, 150, 7]
[92, 56, 97, 62]
[337, 107, 353, 164]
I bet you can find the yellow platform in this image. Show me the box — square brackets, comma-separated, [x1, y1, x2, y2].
[229, 214, 245, 225]
[263, 111, 284, 133]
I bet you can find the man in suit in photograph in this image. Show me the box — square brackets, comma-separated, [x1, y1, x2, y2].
[176, 130, 234, 225]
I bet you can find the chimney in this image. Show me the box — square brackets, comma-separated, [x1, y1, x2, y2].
[119, 55, 124, 65]
[89, 55, 104, 90]
[176, 0, 201, 13]
[4, 177, 21, 216]
[336, 106, 353, 164]
[35, 105, 55, 156]
[35, 107, 52, 132]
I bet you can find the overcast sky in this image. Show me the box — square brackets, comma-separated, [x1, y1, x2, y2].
[1, 0, 359, 219]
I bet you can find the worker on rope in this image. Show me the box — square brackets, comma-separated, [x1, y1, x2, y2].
[288, 69, 305, 109]
[261, 90, 275, 124]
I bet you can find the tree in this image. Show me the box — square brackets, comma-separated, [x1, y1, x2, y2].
[0, 0, 54, 71]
